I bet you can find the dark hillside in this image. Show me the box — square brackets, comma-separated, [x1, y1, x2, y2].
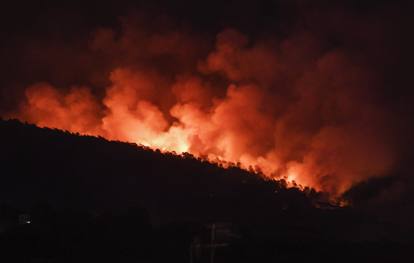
[0, 119, 317, 223]
[0, 119, 410, 263]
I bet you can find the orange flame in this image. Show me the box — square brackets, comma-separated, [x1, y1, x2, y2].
[9, 29, 395, 196]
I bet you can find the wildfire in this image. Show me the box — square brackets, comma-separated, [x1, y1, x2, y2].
[9, 27, 395, 196]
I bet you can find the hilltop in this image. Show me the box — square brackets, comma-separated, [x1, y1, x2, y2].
[0, 119, 410, 262]
[0, 119, 321, 221]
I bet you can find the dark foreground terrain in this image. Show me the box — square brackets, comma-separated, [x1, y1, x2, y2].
[0, 119, 411, 262]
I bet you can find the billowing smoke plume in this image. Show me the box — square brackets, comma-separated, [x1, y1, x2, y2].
[6, 10, 397, 197]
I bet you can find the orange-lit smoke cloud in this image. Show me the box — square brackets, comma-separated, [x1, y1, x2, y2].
[11, 24, 395, 195]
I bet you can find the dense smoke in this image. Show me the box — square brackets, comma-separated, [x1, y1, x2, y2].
[2, 1, 411, 196]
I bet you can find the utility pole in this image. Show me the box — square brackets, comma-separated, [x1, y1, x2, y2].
[189, 223, 229, 263]
[207, 223, 228, 263]
[210, 223, 216, 263]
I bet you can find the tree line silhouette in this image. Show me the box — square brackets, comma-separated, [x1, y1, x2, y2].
[0, 119, 410, 262]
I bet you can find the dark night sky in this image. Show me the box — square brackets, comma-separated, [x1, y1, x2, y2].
[1, 0, 412, 105]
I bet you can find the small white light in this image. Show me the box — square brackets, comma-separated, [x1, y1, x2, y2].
[26, 220, 31, 224]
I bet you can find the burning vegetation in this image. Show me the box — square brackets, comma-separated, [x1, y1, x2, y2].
[1, 1, 409, 197]
[8, 22, 396, 196]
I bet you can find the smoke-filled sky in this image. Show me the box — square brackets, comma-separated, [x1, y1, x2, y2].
[1, 0, 413, 196]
